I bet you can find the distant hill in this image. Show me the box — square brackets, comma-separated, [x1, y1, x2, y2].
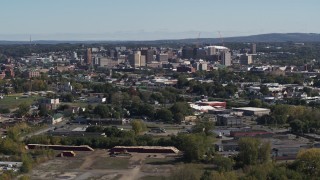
[174, 33, 320, 44]
[206, 33, 320, 43]
[1, 33, 320, 45]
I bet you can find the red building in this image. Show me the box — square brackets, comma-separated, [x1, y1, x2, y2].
[198, 101, 226, 108]
[26, 144, 94, 151]
[0, 65, 15, 79]
[25, 70, 40, 78]
[110, 146, 180, 154]
[230, 130, 273, 138]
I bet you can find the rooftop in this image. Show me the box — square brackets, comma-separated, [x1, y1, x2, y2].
[205, 45, 229, 50]
[233, 107, 270, 112]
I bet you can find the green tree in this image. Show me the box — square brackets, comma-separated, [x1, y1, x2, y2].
[93, 105, 110, 118]
[131, 120, 147, 134]
[177, 75, 189, 89]
[173, 113, 184, 124]
[295, 148, 320, 178]
[16, 103, 30, 118]
[208, 171, 237, 180]
[63, 93, 74, 102]
[192, 119, 214, 136]
[72, 83, 83, 92]
[19, 175, 31, 180]
[156, 108, 173, 122]
[20, 154, 33, 173]
[170, 102, 192, 116]
[260, 85, 270, 95]
[248, 99, 262, 107]
[237, 138, 271, 166]
[290, 119, 304, 133]
[174, 134, 213, 162]
[213, 155, 234, 172]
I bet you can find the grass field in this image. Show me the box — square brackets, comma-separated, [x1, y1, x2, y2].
[144, 157, 180, 165]
[63, 102, 94, 108]
[0, 95, 42, 109]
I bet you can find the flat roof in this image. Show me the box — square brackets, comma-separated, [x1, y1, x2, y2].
[113, 146, 179, 153]
[205, 45, 228, 50]
[233, 107, 270, 112]
[199, 101, 225, 103]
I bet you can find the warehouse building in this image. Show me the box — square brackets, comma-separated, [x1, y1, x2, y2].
[216, 114, 243, 127]
[232, 107, 270, 116]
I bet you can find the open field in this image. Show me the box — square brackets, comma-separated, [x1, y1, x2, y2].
[27, 149, 180, 180]
[0, 95, 41, 109]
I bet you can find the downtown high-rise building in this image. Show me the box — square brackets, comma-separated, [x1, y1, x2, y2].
[85, 48, 92, 65]
[141, 49, 154, 63]
[129, 51, 142, 68]
[221, 50, 232, 66]
[251, 43, 257, 54]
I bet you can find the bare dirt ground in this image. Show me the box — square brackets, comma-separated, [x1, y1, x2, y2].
[28, 150, 179, 180]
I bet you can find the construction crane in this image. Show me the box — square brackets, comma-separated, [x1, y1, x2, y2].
[218, 31, 224, 46]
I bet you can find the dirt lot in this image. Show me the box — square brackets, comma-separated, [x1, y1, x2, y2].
[28, 150, 180, 180]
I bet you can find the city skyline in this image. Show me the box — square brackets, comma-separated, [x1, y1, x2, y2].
[0, 0, 319, 40]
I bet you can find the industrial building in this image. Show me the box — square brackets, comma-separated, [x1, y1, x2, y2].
[230, 130, 273, 139]
[216, 114, 242, 127]
[232, 107, 270, 116]
[215, 140, 239, 152]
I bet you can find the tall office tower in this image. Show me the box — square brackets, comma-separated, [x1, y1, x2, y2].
[206, 46, 217, 55]
[193, 48, 207, 59]
[141, 49, 154, 63]
[129, 51, 141, 68]
[182, 47, 194, 59]
[140, 55, 146, 67]
[221, 50, 232, 66]
[251, 43, 257, 54]
[85, 48, 92, 65]
[240, 54, 253, 65]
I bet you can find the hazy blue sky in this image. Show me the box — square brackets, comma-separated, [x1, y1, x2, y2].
[0, 0, 319, 40]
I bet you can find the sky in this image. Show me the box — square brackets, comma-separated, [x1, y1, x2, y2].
[0, 0, 319, 41]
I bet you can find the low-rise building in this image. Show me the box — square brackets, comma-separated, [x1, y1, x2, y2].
[39, 98, 60, 110]
[230, 130, 273, 139]
[25, 70, 40, 78]
[216, 114, 242, 127]
[48, 113, 63, 124]
[232, 107, 270, 116]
